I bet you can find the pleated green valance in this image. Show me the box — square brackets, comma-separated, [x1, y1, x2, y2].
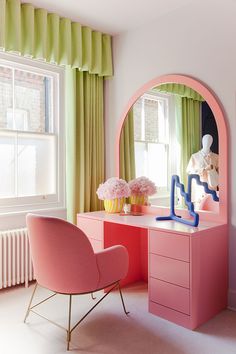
[154, 83, 204, 101]
[0, 0, 113, 76]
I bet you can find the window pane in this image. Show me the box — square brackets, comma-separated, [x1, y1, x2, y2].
[0, 132, 15, 197]
[144, 98, 159, 142]
[0, 66, 13, 130]
[134, 141, 147, 177]
[17, 133, 56, 196]
[158, 100, 168, 143]
[147, 143, 167, 188]
[14, 70, 52, 133]
[0, 56, 62, 211]
[133, 98, 142, 141]
[133, 95, 169, 144]
[135, 141, 168, 188]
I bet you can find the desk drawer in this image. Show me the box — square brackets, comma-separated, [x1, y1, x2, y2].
[150, 254, 189, 288]
[77, 217, 103, 241]
[150, 278, 190, 315]
[149, 230, 189, 261]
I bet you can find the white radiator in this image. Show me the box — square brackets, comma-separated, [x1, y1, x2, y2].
[0, 228, 35, 289]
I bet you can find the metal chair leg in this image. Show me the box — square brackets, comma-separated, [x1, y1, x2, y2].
[118, 282, 129, 315]
[24, 282, 38, 323]
[67, 295, 72, 351]
[24, 282, 128, 350]
[91, 292, 96, 300]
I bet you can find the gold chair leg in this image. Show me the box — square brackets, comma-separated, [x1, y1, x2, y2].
[67, 295, 72, 351]
[69, 283, 118, 335]
[24, 282, 38, 323]
[91, 292, 96, 300]
[24, 282, 128, 350]
[118, 282, 129, 315]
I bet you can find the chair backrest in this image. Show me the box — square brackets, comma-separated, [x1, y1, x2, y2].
[26, 214, 100, 294]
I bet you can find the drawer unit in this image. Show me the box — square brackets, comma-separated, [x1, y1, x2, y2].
[149, 230, 189, 262]
[150, 254, 190, 288]
[77, 216, 103, 241]
[77, 211, 228, 330]
[150, 278, 190, 315]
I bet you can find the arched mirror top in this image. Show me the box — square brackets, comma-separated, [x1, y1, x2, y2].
[116, 74, 228, 223]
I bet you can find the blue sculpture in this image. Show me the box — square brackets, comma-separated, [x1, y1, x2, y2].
[156, 174, 219, 227]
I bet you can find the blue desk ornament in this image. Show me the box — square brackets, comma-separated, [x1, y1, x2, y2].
[156, 174, 219, 227]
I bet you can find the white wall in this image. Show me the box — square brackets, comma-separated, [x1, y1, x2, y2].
[105, 1, 236, 307]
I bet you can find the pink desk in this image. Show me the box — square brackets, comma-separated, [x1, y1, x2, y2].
[77, 211, 228, 329]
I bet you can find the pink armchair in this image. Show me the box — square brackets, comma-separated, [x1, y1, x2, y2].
[24, 214, 129, 350]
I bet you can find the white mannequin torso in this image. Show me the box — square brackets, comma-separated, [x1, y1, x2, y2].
[186, 150, 219, 182]
[186, 135, 219, 206]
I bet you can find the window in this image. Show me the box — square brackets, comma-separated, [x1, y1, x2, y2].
[133, 91, 178, 199]
[0, 53, 64, 213]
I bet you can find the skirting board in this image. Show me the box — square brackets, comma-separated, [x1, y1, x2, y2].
[228, 289, 236, 311]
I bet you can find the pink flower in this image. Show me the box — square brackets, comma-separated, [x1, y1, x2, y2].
[128, 176, 157, 196]
[96, 177, 131, 200]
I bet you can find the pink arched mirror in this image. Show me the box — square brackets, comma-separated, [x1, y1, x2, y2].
[116, 74, 228, 223]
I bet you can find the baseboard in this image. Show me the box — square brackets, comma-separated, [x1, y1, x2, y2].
[228, 289, 236, 311]
[228, 307, 236, 312]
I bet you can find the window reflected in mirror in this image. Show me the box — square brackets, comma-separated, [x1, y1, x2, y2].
[119, 83, 219, 210]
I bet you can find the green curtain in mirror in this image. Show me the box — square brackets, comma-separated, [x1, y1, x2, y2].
[175, 96, 201, 186]
[119, 109, 136, 181]
[155, 83, 204, 101]
[156, 84, 202, 186]
[66, 68, 104, 223]
[0, 0, 113, 76]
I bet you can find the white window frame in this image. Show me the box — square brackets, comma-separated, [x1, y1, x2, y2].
[0, 51, 65, 215]
[134, 91, 177, 201]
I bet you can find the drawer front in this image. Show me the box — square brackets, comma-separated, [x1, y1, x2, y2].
[77, 217, 103, 241]
[150, 254, 189, 288]
[150, 278, 190, 315]
[149, 230, 189, 261]
[89, 238, 103, 252]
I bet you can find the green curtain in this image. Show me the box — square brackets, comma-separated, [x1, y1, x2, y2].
[66, 67, 104, 223]
[119, 109, 136, 181]
[175, 96, 201, 186]
[0, 0, 113, 76]
[155, 83, 204, 101]
[0, 0, 112, 223]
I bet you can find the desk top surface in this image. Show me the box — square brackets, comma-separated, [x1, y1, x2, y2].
[77, 211, 226, 235]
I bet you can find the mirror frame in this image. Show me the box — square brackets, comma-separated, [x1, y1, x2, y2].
[115, 74, 228, 223]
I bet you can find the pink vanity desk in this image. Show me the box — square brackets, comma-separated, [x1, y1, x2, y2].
[77, 211, 228, 330]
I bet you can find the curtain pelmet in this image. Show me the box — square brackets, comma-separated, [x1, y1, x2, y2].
[0, 0, 113, 76]
[155, 83, 204, 101]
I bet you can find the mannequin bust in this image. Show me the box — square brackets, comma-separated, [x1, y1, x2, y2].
[187, 134, 219, 191]
[202, 134, 213, 155]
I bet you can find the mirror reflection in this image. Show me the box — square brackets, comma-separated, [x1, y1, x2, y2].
[119, 83, 219, 210]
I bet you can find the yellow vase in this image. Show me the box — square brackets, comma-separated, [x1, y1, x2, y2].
[130, 194, 148, 205]
[104, 197, 125, 213]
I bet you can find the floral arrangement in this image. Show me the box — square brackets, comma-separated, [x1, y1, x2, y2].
[128, 176, 157, 196]
[96, 177, 130, 200]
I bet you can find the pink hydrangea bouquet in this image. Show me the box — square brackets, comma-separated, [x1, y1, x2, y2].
[128, 176, 157, 196]
[96, 177, 130, 200]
